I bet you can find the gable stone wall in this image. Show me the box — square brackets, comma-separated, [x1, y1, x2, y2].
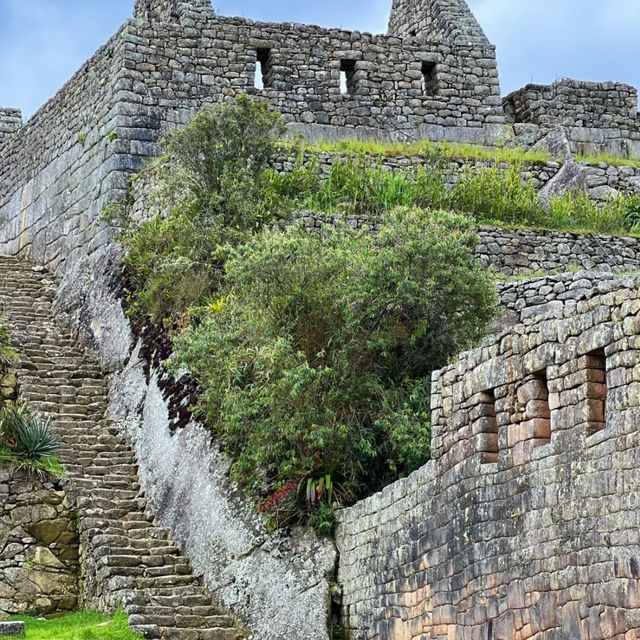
[387, 0, 490, 44]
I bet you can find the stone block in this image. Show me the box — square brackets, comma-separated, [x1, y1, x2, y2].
[0, 622, 25, 636]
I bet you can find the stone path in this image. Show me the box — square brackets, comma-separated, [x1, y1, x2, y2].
[0, 256, 243, 640]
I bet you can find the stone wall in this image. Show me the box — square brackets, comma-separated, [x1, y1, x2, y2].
[119, 6, 505, 139]
[0, 28, 129, 274]
[0, 469, 79, 617]
[504, 78, 638, 130]
[498, 271, 640, 325]
[336, 275, 640, 639]
[277, 211, 640, 278]
[388, 0, 490, 44]
[0, 109, 22, 144]
[475, 227, 640, 276]
[504, 78, 640, 158]
[0, 366, 18, 409]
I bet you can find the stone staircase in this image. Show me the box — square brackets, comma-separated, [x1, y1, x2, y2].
[0, 256, 243, 640]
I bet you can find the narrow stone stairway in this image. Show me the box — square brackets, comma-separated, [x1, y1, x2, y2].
[0, 256, 243, 640]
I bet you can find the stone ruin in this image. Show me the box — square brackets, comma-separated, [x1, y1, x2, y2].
[2, 1, 640, 639]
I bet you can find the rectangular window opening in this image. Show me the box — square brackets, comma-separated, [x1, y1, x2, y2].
[586, 349, 607, 436]
[255, 48, 272, 89]
[531, 370, 551, 444]
[340, 59, 356, 95]
[422, 61, 438, 96]
[479, 389, 499, 465]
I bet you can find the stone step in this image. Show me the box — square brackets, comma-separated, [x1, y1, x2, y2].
[0, 256, 244, 639]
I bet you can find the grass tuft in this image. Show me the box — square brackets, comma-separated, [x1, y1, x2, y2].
[575, 152, 640, 168]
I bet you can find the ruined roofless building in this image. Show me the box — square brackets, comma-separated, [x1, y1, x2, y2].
[1, 0, 640, 286]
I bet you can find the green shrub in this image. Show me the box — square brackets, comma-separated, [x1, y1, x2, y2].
[115, 96, 285, 325]
[172, 208, 498, 527]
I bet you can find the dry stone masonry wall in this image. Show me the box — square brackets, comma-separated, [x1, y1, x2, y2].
[336, 275, 640, 640]
[504, 78, 640, 158]
[0, 470, 79, 618]
[474, 227, 640, 276]
[0, 109, 22, 144]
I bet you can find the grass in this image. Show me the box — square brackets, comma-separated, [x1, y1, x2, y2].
[284, 137, 554, 166]
[575, 151, 640, 168]
[0, 611, 141, 640]
[295, 137, 640, 170]
[264, 156, 640, 237]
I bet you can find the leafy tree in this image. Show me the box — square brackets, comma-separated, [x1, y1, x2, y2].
[115, 96, 285, 324]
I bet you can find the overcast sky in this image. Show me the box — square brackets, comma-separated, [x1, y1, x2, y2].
[1, 0, 639, 120]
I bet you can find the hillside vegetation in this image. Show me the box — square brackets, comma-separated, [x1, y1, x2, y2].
[108, 97, 640, 531]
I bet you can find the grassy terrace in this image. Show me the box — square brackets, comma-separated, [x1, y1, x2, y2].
[0, 611, 141, 640]
[574, 151, 640, 168]
[284, 137, 556, 165]
[263, 145, 640, 237]
[288, 137, 640, 170]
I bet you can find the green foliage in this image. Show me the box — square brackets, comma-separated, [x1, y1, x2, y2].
[77, 133, 88, 146]
[262, 156, 449, 216]
[172, 209, 498, 525]
[1, 610, 142, 640]
[575, 151, 640, 168]
[450, 165, 542, 226]
[0, 404, 61, 476]
[115, 96, 285, 325]
[264, 156, 640, 236]
[544, 191, 640, 235]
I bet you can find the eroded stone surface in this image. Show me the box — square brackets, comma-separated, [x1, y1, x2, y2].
[0, 621, 25, 637]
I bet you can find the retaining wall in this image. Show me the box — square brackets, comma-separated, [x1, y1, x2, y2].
[0, 470, 79, 617]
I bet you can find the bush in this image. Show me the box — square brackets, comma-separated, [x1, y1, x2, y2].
[115, 96, 285, 325]
[172, 208, 498, 527]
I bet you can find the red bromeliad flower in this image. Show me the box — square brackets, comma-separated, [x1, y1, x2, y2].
[258, 479, 299, 514]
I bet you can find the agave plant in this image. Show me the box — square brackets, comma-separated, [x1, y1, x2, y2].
[0, 405, 59, 461]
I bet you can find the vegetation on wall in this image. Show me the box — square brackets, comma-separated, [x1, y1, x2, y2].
[173, 209, 496, 530]
[0, 404, 62, 476]
[263, 156, 640, 235]
[110, 95, 285, 324]
[290, 137, 553, 165]
[109, 98, 499, 530]
[111, 97, 640, 530]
